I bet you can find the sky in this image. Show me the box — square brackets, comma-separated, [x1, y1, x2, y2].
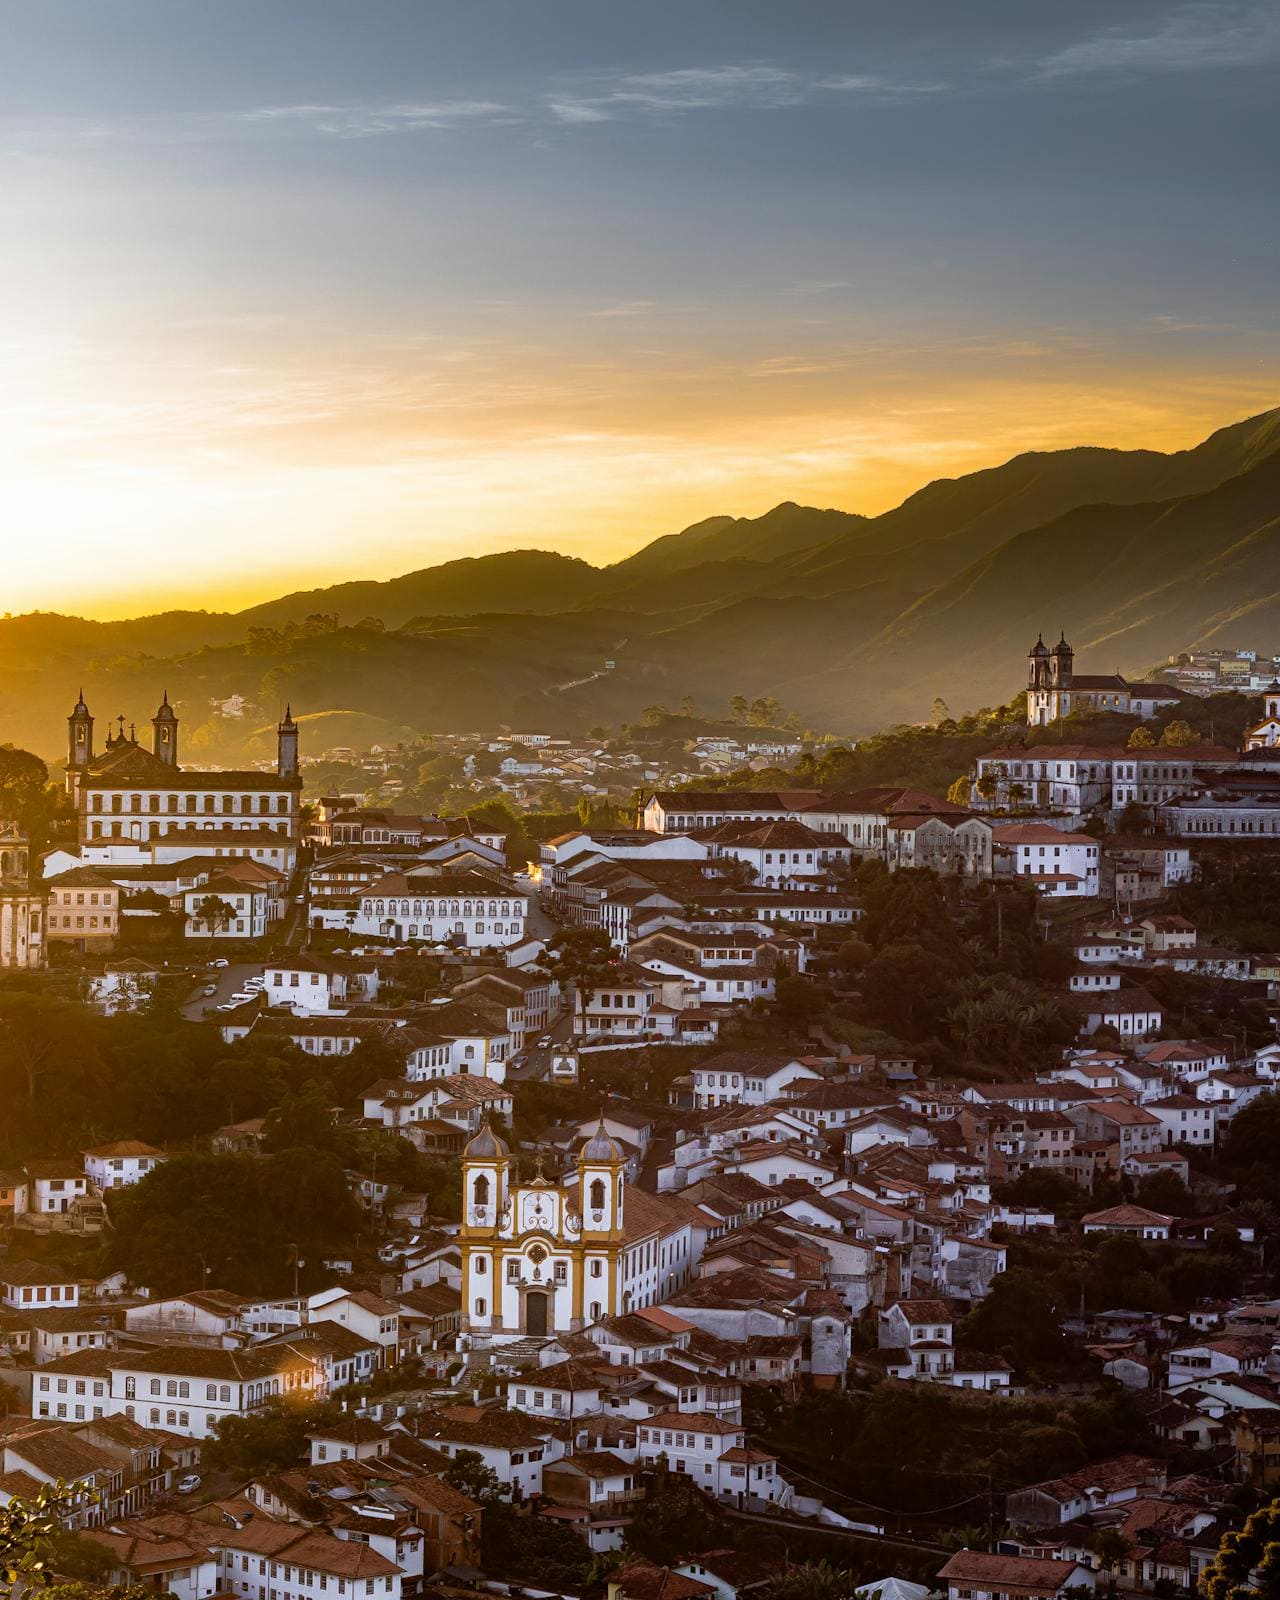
[1, 0, 1277, 618]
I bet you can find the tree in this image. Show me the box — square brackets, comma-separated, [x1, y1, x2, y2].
[678, 695, 696, 717]
[1127, 726, 1156, 749]
[761, 1563, 855, 1600]
[774, 974, 826, 1030]
[193, 894, 237, 947]
[959, 1267, 1068, 1373]
[202, 1400, 329, 1478]
[930, 698, 952, 726]
[640, 704, 668, 726]
[534, 927, 617, 1020]
[948, 776, 972, 806]
[0, 1479, 93, 1591]
[442, 1449, 503, 1505]
[728, 695, 749, 723]
[1200, 1496, 1280, 1600]
[1160, 719, 1198, 748]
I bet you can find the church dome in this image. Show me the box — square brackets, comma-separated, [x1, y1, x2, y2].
[580, 1117, 623, 1163]
[1029, 635, 1049, 656]
[464, 1121, 509, 1160]
[154, 690, 177, 721]
[1052, 632, 1072, 655]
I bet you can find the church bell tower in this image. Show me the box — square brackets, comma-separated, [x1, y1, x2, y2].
[152, 691, 179, 767]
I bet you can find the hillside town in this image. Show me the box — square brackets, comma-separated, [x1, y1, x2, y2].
[2, 653, 1280, 1600]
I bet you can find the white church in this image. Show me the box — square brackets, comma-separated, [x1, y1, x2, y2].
[458, 1120, 698, 1341]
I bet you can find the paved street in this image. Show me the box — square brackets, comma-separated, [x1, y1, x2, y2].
[180, 961, 266, 1021]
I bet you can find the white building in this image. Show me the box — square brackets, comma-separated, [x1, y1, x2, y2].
[83, 1141, 167, 1191]
[354, 873, 527, 948]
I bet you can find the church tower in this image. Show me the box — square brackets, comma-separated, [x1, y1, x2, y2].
[67, 691, 94, 772]
[1049, 632, 1074, 689]
[277, 704, 299, 779]
[578, 1119, 627, 1324]
[1027, 634, 1049, 694]
[151, 691, 179, 767]
[460, 1121, 511, 1333]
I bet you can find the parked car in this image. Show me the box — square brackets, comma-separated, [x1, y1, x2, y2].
[177, 1474, 201, 1495]
[209, 958, 229, 969]
[202, 984, 217, 997]
[538, 1035, 553, 1048]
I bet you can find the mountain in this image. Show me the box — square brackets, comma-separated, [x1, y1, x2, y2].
[609, 502, 866, 579]
[2, 404, 1277, 760]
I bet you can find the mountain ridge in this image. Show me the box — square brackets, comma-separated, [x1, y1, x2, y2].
[2, 404, 1277, 759]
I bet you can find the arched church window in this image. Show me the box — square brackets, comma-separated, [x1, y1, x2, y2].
[474, 1173, 490, 1208]
[589, 1178, 605, 1212]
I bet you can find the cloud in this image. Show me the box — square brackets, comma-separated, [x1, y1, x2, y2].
[1036, 3, 1280, 79]
[588, 300, 658, 319]
[241, 100, 511, 137]
[546, 63, 943, 124]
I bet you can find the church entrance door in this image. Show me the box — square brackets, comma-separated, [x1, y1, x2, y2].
[525, 1291, 549, 1337]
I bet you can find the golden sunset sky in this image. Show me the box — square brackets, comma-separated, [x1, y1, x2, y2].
[2, 0, 1277, 618]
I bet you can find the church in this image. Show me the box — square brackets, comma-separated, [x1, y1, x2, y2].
[1026, 634, 1183, 727]
[458, 1120, 698, 1342]
[63, 692, 303, 871]
[0, 821, 46, 969]
[1244, 682, 1280, 749]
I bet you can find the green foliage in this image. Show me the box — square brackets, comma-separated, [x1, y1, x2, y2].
[535, 926, 617, 1011]
[959, 1268, 1069, 1374]
[108, 1150, 362, 1295]
[761, 1561, 855, 1600]
[442, 1450, 503, 1505]
[1200, 1496, 1280, 1600]
[0, 1479, 94, 1589]
[624, 1468, 724, 1563]
[202, 1399, 333, 1478]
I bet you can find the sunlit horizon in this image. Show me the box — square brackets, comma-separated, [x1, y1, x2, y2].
[2, 0, 1276, 620]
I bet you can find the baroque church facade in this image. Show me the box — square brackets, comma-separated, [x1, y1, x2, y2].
[1026, 634, 1184, 727]
[458, 1121, 696, 1342]
[63, 692, 303, 870]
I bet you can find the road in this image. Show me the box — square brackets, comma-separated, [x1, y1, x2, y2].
[510, 1009, 575, 1083]
[180, 961, 266, 1021]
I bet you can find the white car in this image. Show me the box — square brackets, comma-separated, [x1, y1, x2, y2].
[538, 1035, 553, 1048]
[228, 992, 253, 1005]
[209, 958, 229, 969]
[177, 1474, 201, 1495]
[202, 984, 217, 997]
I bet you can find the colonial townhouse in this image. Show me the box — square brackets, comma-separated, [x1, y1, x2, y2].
[0, 1260, 81, 1309]
[353, 872, 527, 949]
[182, 874, 275, 940]
[1065, 1100, 1164, 1161]
[415, 1406, 565, 1500]
[938, 1551, 1095, 1600]
[44, 866, 119, 949]
[696, 818, 851, 887]
[83, 1140, 166, 1191]
[35, 1344, 321, 1438]
[970, 747, 1112, 815]
[1138, 1039, 1228, 1081]
[308, 1287, 402, 1368]
[779, 1079, 899, 1131]
[1148, 1093, 1216, 1148]
[454, 967, 558, 1046]
[634, 1410, 789, 1507]
[689, 1052, 820, 1109]
[639, 792, 809, 835]
[264, 955, 380, 1014]
[883, 813, 993, 879]
[1069, 985, 1163, 1039]
[1082, 1204, 1175, 1240]
[992, 823, 1099, 896]
[1112, 748, 1240, 808]
[23, 1162, 91, 1217]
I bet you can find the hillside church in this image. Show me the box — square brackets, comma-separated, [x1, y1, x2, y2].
[63, 691, 303, 872]
[1026, 634, 1184, 727]
[459, 1120, 697, 1342]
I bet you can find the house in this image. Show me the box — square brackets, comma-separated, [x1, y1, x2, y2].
[937, 1550, 1095, 1600]
[415, 1405, 564, 1500]
[992, 825, 1100, 897]
[634, 1410, 789, 1506]
[0, 1261, 81, 1309]
[1082, 1205, 1175, 1240]
[690, 1054, 821, 1109]
[1148, 1094, 1216, 1148]
[307, 1288, 401, 1367]
[83, 1141, 167, 1191]
[25, 1161, 91, 1215]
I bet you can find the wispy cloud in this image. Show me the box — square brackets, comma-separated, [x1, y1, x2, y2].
[546, 64, 943, 124]
[241, 100, 511, 137]
[588, 300, 658, 319]
[1036, 3, 1280, 80]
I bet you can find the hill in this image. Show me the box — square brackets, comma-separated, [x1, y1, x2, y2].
[2, 403, 1278, 759]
